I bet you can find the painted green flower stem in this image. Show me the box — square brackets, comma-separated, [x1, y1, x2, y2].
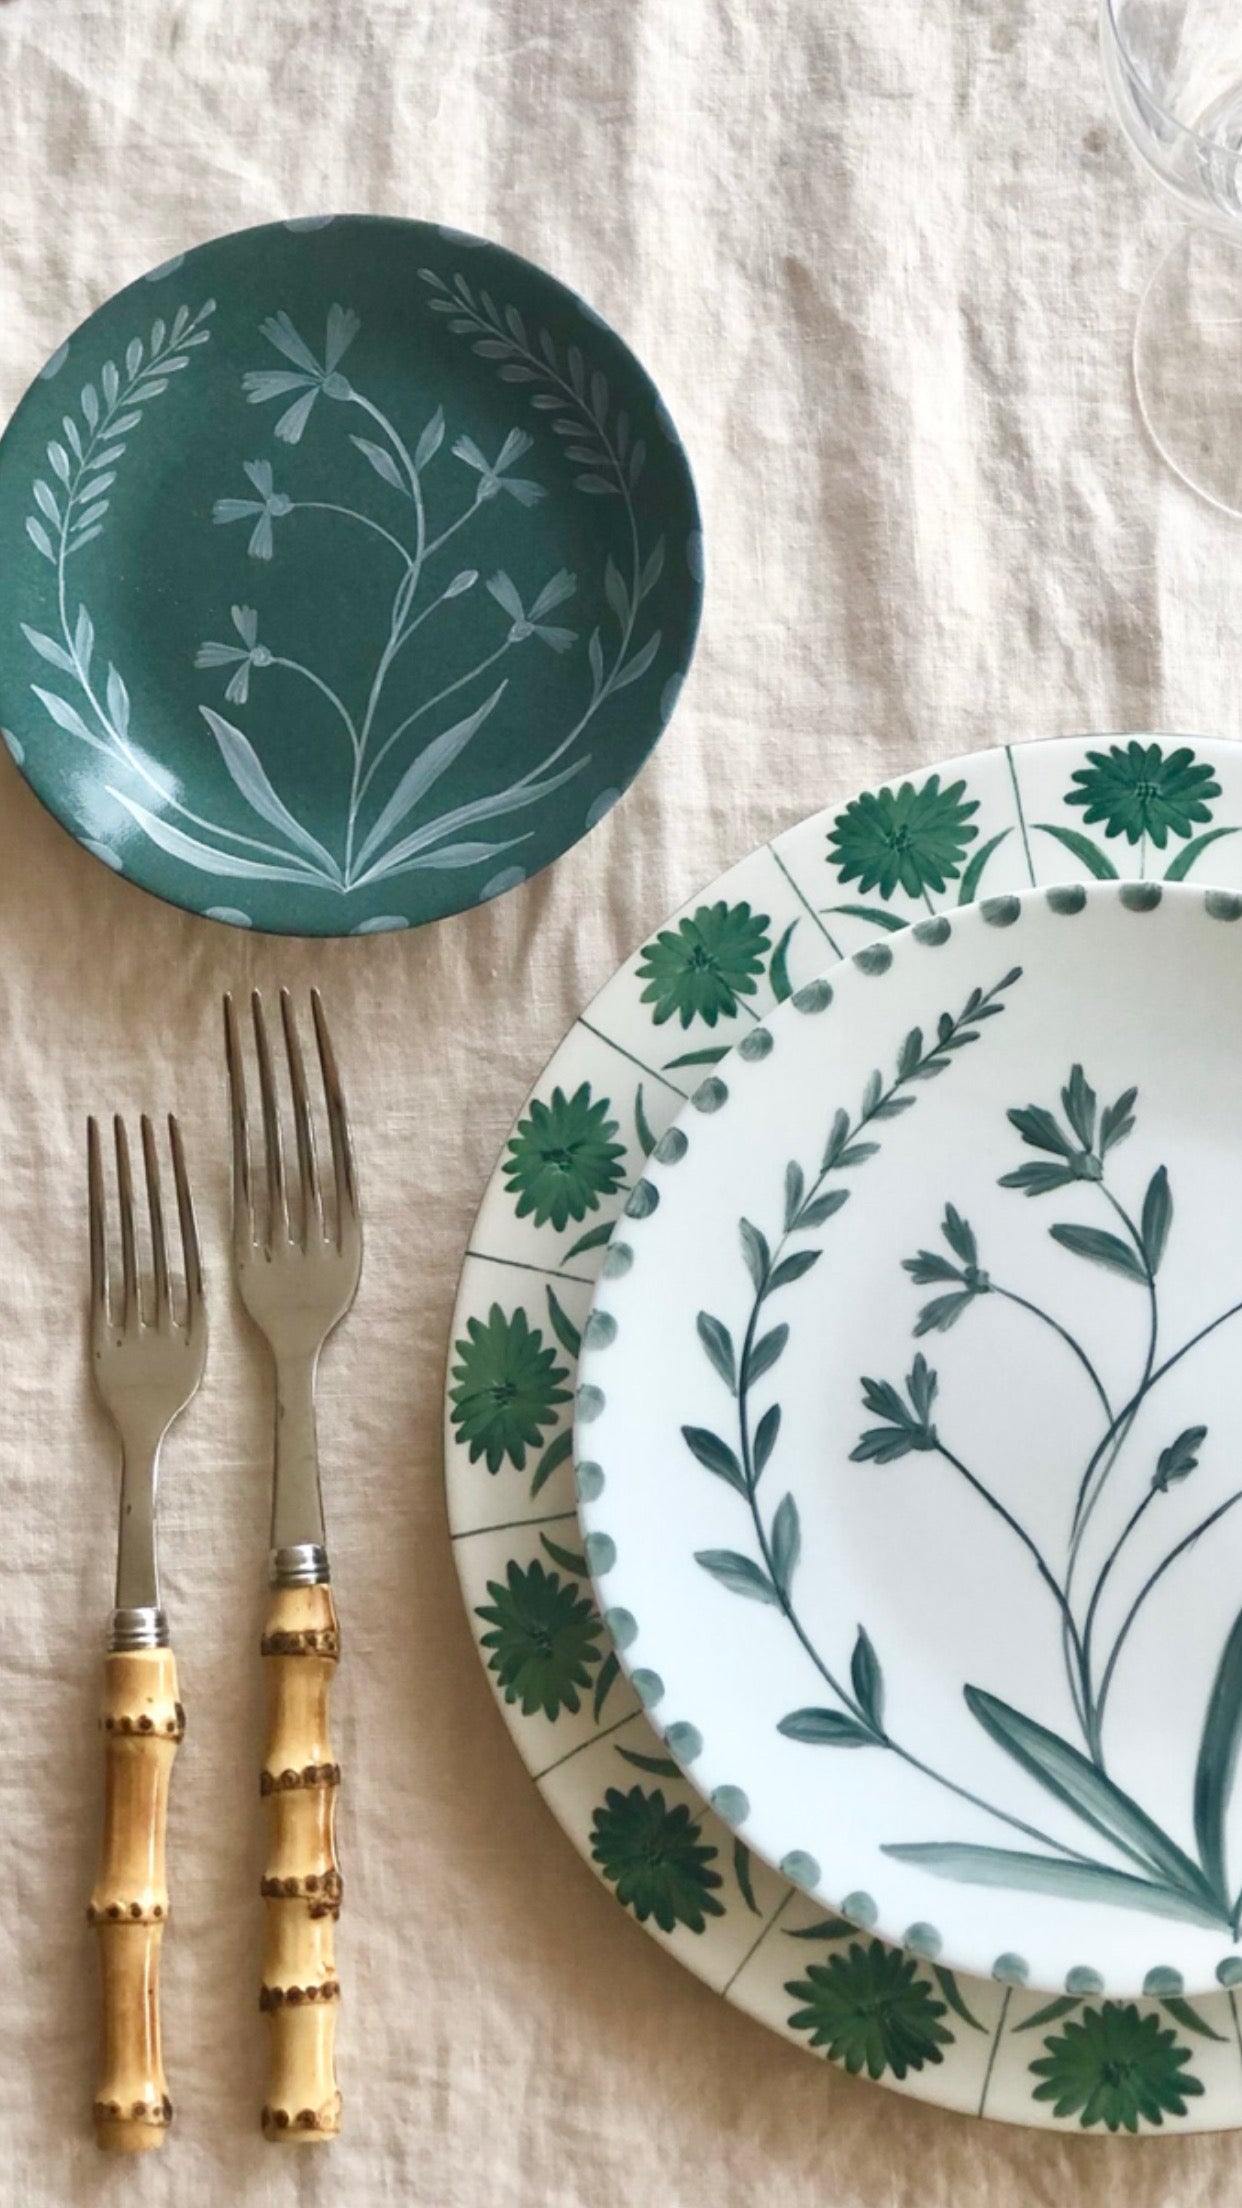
[933, 1442, 1086, 1675]
[992, 1286, 1114, 1424]
[1093, 1490, 1242, 1742]
[723, 977, 1107, 1867]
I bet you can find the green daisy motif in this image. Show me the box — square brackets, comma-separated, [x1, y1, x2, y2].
[1065, 741, 1220, 849]
[449, 1303, 571, 1474]
[1030, 2002, 1204, 2132]
[503, 1082, 626, 1231]
[785, 1940, 952, 2080]
[827, 776, 979, 902]
[590, 1785, 725, 1933]
[636, 901, 771, 1028]
[475, 1558, 603, 1719]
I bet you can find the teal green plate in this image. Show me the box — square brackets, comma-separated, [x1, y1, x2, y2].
[0, 216, 702, 935]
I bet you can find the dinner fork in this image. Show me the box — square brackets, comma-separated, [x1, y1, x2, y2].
[86, 1115, 205, 2154]
[224, 989, 361, 2144]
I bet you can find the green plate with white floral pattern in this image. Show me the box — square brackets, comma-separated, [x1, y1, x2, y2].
[448, 732, 1242, 2132]
[0, 217, 700, 934]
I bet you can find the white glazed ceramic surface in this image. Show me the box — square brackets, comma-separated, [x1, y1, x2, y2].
[578, 884, 1242, 1998]
[448, 735, 1242, 2130]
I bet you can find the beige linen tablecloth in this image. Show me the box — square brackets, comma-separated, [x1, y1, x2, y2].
[2, 1, 1240, 2200]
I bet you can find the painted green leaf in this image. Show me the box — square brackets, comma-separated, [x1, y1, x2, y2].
[1193, 1603, 1242, 1911]
[664, 1046, 730, 1070]
[784, 1914, 856, 1940]
[770, 920, 797, 1003]
[896, 1028, 923, 1081]
[1160, 1995, 1227, 2042]
[697, 1311, 737, 1393]
[1061, 1064, 1097, 1150]
[541, 1534, 589, 1578]
[796, 1188, 850, 1230]
[1141, 1165, 1172, 1275]
[530, 1427, 573, 1497]
[777, 1708, 877, 1747]
[753, 1402, 781, 1478]
[593, 1650, 620, 1721]
[615, 1747, 680, 1776]
[932, 1965, 986, 2031]
[1032, 823, 1120, 880]
[1012, 1994, 1082, 2034]
[768, 1249, 820, 1293]
[733, 1840, 761, 1915]
[956, 827, 1012, 904]
[881, 1844, 1225, 1928]
[681, 1424, 747, 1496]
[822, 1109, 851, 1169]
[784, 1161, 805, 1231]
[634, 1083, 657, 1158]
[545, 1287, 582, 1360]
[964, 1687, 1218, 1902]
[771, 1494, 800, 1599]
[1049, 1223, 1148, 1283]
[562, 1219, 616, 1262]
[850, 1627, 885, 1733]
[1099, 1086, 1138, 1154]
[1163, 825, 1240, 882]
[740, 1218, 770, 1291]
[1153, 1425, 1207, 1493]
[695, 1548, 780, 1605]
[745, 1323, 790, 1387]
[823, 902, 910, 934]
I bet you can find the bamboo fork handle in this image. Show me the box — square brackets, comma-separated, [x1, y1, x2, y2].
[260, 1583, 342, 2142]
[89, 1647, 183, 2152]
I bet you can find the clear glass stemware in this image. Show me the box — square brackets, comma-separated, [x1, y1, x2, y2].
[1102, 0, 1242, 513]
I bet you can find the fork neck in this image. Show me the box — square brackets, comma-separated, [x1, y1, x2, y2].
[268, 1351, 331, 1589]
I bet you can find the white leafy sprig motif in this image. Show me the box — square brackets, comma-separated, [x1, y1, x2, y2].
[18, 302, 315, 884]
[418, 266, 665, 716]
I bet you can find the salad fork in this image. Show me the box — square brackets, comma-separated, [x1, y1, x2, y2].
[224, 989, 361, 2144]
[86, 1115, 205, 2153]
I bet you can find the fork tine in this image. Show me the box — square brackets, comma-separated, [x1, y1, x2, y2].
[311, 989, 357, 1249]
[87, 1116, 109, 1332]
[114, 1116, 138, 1329]
[168, 1114, 202, 1325]
[280, 988, 323, 1249]
[223, 992, 255, 1251]
[251, 991, 288, 1250]
[141, 1114, 170, 1328]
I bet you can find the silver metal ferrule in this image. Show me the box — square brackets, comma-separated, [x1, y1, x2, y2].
[107, 1604, 170, 1652]
[269, 1542, 331, 1589]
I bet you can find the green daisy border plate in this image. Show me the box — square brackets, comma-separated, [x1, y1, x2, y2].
[445, 731, 1242, 2132]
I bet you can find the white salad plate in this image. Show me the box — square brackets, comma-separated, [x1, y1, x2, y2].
[578, 883, 1242, 1999]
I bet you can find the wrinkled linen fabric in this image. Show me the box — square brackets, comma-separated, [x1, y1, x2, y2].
[1, 0, 1239, 2201]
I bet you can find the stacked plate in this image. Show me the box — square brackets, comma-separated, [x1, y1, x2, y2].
[448, 733, 1242, 2134]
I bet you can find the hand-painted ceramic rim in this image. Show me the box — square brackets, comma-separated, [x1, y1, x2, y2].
[0, 215, 702, 936]
[577, 880, 1242, 1999]
[446, 732, 1242, 2131]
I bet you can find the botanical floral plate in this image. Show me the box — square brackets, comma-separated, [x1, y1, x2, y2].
[0, 216, 701, 934]
[448, 732, 1242, 2130]
[578, 880, 1242, 1999]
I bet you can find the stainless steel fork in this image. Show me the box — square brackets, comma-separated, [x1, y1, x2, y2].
[86, 1115, 205, 2154]
[224, 989, 361, 2145]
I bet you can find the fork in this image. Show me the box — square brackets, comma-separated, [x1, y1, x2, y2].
[86, 1115, 205, 2154]
[224, 989, 362, 2144]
